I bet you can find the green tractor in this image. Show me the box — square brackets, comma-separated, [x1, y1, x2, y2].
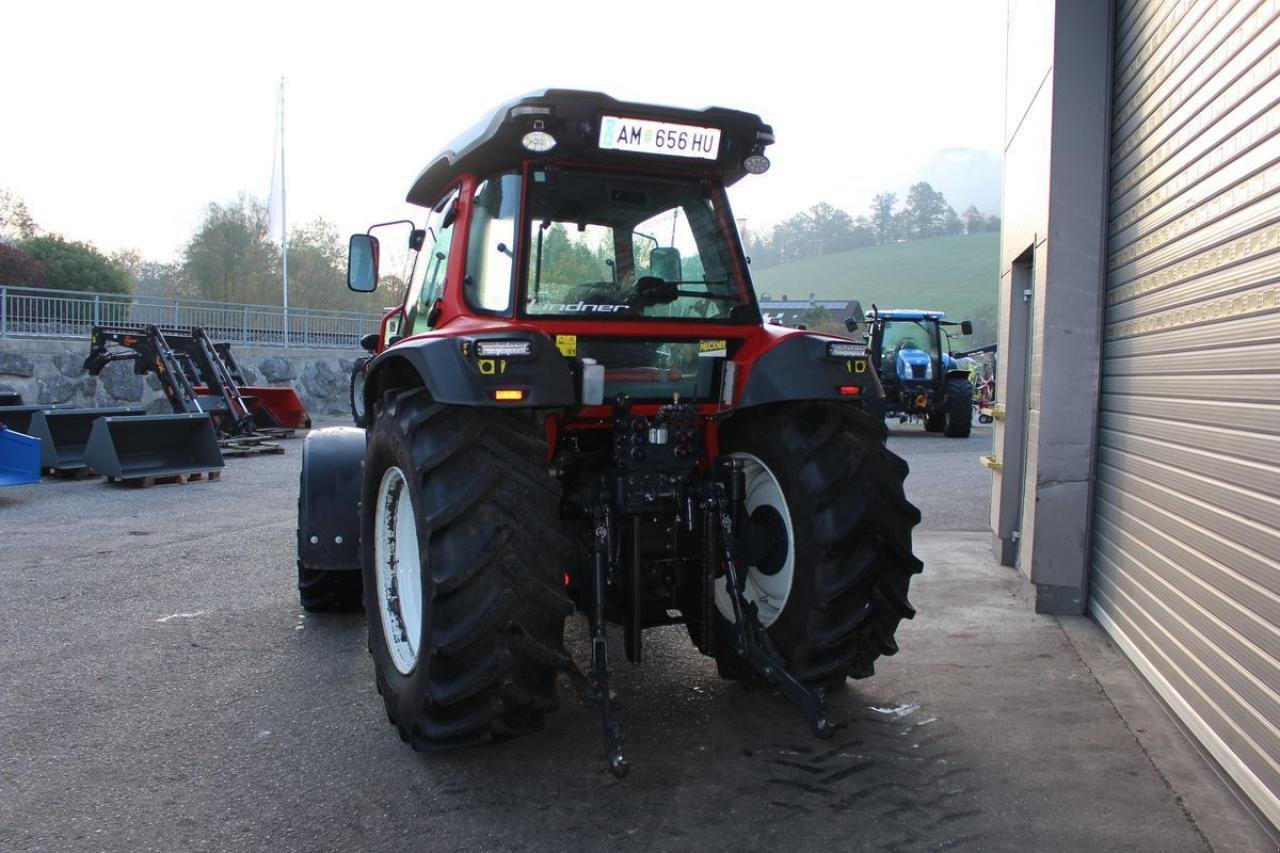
[852, 308, 975, 438]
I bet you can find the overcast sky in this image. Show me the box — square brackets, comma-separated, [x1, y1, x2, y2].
[4, 1, 1006, 263]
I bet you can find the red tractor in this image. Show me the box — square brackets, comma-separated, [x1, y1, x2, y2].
[297, 90, 922, 775]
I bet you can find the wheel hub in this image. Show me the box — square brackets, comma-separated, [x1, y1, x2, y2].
[374, 466, 423, 675]
[714, 453, 795, 628]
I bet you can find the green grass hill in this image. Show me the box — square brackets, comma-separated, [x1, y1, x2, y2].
[751, 232, 1000, 340]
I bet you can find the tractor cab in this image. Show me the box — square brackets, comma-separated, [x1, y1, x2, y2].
[346, 90, 779, 407]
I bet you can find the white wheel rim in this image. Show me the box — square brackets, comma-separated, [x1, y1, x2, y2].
[352, 373, 366, 419]
[374, 466, 423, 675]
[715, 453, 795, 628]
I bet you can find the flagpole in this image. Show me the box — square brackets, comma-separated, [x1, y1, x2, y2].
[279, 77, 289, 347]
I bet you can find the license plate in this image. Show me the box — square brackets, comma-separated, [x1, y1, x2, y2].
[598, 115, 721, 160]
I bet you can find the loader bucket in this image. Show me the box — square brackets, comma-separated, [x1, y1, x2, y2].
[0, 405, 51, 437]
[245, 386, 310, 429]
[84, 414, 224, 480]
[191, 384, 310, 430]
[30, 407, 144, 472]
[0, 426, 41, 487]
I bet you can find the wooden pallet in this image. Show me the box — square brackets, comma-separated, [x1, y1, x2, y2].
[218, 436, 285, 457]
[43, 466, 97, 480]
[107, 470, 222, 488]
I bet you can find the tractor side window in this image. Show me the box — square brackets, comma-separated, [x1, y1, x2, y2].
[464, 173, 520, 314]
[404, 188, 460, 335]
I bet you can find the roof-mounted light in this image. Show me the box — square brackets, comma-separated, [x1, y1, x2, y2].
[755, 130, 776, 145]
[743, 153, 771, 174]
[521, 130, 557, 152]
[510, 105, 553, 118]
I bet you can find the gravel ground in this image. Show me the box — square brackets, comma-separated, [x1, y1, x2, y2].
[0, 417, 1234, 852]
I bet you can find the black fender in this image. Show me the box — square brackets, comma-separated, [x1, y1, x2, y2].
[736, 335, 884, 409]
[297, 426, 365, 573]
[364, 331, 574, 414]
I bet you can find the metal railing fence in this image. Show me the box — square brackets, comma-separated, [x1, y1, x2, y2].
[0, 286, 382, 349]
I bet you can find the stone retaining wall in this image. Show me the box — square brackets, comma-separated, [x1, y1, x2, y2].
[0, 337, 363, 417]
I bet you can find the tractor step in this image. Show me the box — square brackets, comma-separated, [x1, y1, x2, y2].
[106, 469, 222, 488]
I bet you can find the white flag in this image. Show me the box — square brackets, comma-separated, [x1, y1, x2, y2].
[267, 80, 285, 246]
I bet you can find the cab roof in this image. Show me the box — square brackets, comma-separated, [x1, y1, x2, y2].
[406, 89, 774, 207]
[869, 309, 946, 320]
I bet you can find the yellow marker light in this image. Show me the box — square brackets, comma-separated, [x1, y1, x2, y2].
[493, 389, 525, 402]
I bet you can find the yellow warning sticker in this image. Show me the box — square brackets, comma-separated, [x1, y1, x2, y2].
[555, 334, 577, 357]
[698, 339, 727, 358]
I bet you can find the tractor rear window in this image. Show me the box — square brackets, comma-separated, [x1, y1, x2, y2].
[521, 168, 752, 322]
[578, 338, 726, 402]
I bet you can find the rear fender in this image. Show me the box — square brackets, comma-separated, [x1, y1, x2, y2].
[364, 331, 574, 416]
[297, 426, 365, 572]
[736, 334, 883, 410]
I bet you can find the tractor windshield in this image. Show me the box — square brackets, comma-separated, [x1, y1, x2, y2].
[521, 167, 753, 322]
[880, 320, 941, 378]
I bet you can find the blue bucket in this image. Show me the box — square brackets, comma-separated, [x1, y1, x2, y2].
[0, 425, 41, 487]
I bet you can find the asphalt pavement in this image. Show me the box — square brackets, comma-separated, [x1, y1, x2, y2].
[0, 419, 1269, 851]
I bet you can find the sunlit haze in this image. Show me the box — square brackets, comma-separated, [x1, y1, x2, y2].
[4, 0, 1006, 262]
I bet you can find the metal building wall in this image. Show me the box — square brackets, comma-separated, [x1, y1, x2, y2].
[1093, 0, 1280, 826]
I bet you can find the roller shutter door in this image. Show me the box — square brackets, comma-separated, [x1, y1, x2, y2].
[1093, 0, 1280, 826]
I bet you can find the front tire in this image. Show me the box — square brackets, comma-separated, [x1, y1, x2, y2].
[716, 403, 922, 684]
[350, 358, 369, 428]
[943, 376, 973, 437]
[362, 388, 572, 749]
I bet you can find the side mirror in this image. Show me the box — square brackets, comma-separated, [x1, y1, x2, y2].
[348, 234, 380, 292]
[843, 316, 859, 333]
[359, 333, 378, 354]
[649, 247, 682, 281]
[960, 320, 973, 336]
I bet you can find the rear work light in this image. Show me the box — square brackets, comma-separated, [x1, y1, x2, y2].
[827, 342, 866, 358]
[493, 389, 526, 401]
[476, 340, 533, 358]
[521, 131, 557, 152]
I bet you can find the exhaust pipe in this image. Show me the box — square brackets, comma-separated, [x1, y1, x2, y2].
[29, 407, 144, 472]
[84, 414, 224, 480]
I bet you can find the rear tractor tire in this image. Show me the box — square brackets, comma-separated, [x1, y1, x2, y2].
[714, 402, 923, 685]
[943, 376, 973, 438]
[361, 388, 573, 750]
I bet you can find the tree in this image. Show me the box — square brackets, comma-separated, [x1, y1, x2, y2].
[0, 242, 46, 287]
[962, 205, 985, 234]
[0, 188, 38, 243]
[870, 193, 896, 243]
[941, 205, 964, 236]
[19, 235, 132, 293]
[182, 195, 278, 304]
[134, 261, 189, 298]
[901, 182, 951, 239]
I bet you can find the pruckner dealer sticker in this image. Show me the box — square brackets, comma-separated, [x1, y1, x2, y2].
[698, 339, 727, 358]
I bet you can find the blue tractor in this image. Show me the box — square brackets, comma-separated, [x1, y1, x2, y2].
[854, 308, 975, 438]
